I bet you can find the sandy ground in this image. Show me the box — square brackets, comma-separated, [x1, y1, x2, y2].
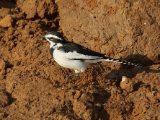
[0, 0, 160, 120]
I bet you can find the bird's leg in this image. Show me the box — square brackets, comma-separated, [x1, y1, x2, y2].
[64, 70, 80, 90]
[74, 70, 80, 79]
[65, 70, 80, 81]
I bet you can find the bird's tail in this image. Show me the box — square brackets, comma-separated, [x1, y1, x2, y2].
[103, 57, 142, 67]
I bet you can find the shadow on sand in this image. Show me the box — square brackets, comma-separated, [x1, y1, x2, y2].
[106, 54, 160, 80]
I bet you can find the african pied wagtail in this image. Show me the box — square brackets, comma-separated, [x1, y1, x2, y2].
[43, 31, 141, 73]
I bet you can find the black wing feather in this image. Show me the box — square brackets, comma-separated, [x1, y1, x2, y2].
[58, 42, 106, 59]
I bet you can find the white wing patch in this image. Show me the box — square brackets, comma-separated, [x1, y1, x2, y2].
[60, 50, 103, 60]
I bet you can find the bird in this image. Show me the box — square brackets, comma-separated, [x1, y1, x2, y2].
[43, 31, 141, 73]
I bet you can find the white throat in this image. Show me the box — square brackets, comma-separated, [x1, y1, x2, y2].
[49, 41, 55, 48]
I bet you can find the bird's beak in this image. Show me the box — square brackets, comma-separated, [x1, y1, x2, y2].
[41, 36, 48, 43]
[42, 36, 46, 40]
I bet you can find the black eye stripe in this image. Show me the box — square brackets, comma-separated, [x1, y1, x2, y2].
[48, 37, 54, 40]
[47, 38, 65, 44]
[47, 37, 59, 42]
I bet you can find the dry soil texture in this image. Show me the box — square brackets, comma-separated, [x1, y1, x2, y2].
[0, 0, 160, 120]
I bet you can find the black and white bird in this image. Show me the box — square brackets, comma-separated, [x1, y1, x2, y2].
[43, 31, 141, 73]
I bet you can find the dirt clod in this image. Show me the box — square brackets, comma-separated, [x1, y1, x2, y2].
[19, 0, 56, 19]
[0, 15, 13, 28]
[0, 91, 9, 107]
[0, 59, 6, 80]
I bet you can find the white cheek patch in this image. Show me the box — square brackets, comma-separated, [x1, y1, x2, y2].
[56, 43, 63, 47]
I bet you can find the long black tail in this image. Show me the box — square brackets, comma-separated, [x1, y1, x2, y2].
[103, 57, 142, 67]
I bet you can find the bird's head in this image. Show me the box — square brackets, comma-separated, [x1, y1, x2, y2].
[43, 31, 65, 48]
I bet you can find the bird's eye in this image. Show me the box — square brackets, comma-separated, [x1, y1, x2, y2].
[47, 37, 54, 40]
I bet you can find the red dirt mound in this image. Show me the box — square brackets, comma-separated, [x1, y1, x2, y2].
[0, 0, 160, 120]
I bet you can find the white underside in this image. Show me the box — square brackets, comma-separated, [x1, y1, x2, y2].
[53, 49, 88, 73]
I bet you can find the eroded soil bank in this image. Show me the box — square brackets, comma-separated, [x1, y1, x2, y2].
[0, 0, 160, 120]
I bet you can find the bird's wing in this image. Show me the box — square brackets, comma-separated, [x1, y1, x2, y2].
[58, 43, 105, 60]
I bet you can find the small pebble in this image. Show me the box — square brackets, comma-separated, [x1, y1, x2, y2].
[74, 90, 82, 99]
[120, 76, 133, 92]
[0, 15, 13, 28]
